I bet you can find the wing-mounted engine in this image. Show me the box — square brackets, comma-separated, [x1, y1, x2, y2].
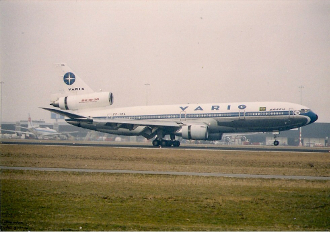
[180, 124, 223, 141]
[51, 92, 113, 110]
[181, 124, 209, 140]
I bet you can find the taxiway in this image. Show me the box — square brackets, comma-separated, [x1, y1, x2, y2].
[1, 166, 329, 181]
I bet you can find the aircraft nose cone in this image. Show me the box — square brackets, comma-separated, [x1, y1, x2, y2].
[310, 112, 318, 124]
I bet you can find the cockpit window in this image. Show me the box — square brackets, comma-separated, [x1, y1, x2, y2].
[300, 109, 310, 114]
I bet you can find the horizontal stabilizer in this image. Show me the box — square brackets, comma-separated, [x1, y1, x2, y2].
[41, 107, 86, 119]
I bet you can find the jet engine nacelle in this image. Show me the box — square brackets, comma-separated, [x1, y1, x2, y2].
[181, 124, 209, 140]
[51, 92, 113, 110]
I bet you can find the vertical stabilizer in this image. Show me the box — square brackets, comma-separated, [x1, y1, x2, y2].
[56, 64, 94, 95]
[28, 114, 33, 129]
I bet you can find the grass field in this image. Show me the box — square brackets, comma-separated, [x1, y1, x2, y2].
[1, 144, 329, 230]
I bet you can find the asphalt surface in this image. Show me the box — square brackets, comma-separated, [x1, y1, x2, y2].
[1, 139, 329, 153]
[1, 166, 329, 181]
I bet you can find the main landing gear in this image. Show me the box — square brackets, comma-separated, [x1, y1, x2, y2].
[152, 139, 180, 147]
[152, 138, 180, 147]
[152, 134, 181, 147]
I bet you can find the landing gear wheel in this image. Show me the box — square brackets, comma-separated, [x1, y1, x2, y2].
[152, 139, 160, 147]
[161, 140, 170, 147]
[274, 140, 279, 146]
[152, 139, 180, 147]
[173, 141, 180, 147]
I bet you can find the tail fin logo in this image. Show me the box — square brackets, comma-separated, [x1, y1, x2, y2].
[63, 72, 76, 85]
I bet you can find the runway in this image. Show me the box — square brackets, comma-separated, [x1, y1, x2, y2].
[1, 166, 329, 181]
[1, 139, 329, 153]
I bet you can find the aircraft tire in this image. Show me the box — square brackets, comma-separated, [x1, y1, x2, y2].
[153, 139, 180, 147]
[274, 140, 279, 146]
[161, 140, 171, 147]
[152, 139, 160, 147]
[173, 141, 180, 147]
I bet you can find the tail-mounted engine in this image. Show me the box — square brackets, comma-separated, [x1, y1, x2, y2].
[51, 92, 113, 110]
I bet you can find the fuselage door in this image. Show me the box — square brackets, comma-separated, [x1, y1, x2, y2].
[238, 109, 245, 120]
[180, 111, 187, 121]
[288, 108, 294, 118]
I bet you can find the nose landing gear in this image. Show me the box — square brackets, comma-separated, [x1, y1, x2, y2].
[273, 131, 280, 146]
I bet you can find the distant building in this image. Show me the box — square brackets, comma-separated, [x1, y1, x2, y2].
[1, 121, 329, 146]
[246, 123, 330, 147]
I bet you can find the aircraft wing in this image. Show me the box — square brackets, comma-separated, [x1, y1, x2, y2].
[1, 129, 35, 136]
[42, 107, 183, 129]
[93, 118, 182, 128]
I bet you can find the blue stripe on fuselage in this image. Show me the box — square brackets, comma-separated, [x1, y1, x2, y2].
[93, 110, 296, 120]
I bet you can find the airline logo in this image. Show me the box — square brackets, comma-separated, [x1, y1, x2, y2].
[79, 98, 100, 103]
[63, 72, 76, 85]
[179, 104, 246, 111]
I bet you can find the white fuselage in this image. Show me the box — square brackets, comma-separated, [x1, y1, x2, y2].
[66, 101, 317, 138]
[29, 127, 58, 138]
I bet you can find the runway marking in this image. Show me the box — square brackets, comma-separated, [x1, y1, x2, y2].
[1, 166, 329, 181]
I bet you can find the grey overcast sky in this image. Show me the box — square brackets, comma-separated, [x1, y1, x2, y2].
[1, 0, 329, 123]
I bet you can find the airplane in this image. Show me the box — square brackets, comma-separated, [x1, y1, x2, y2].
[43, 64, 318, 147]
[2, 115, 77, 139]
